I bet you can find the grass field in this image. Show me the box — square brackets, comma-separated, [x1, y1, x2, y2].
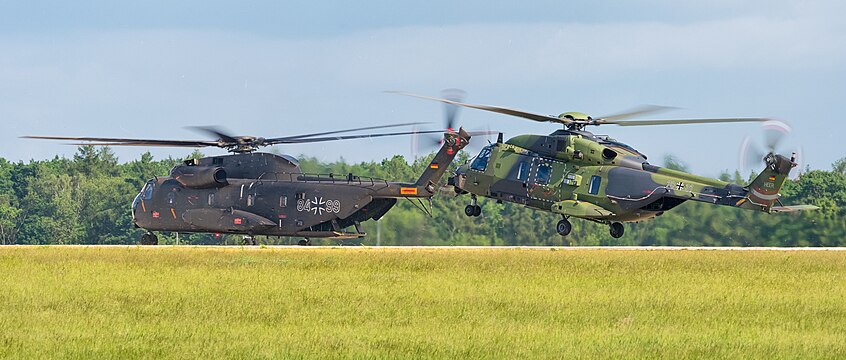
[1, 247, 845, 359]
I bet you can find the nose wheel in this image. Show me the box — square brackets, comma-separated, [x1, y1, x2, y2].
[609, 222, 625, 238]
[556, 218, 572, 236]
[140, 232, 158, 245]
[464, 195, 482, 217]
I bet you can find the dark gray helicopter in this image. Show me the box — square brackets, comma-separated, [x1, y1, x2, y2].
[25, 124, 470, 245]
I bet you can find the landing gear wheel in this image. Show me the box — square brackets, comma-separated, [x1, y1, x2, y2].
[242, 236, 258, 246]
[556, 219, 572, 236]
[140, 232, 158, 245]
[609, 222, 625, 238]
[297, 239, 311, 246]
[465, 195, 481, 217]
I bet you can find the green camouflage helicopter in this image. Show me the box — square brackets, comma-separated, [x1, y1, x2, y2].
[394, 92, 818, 239]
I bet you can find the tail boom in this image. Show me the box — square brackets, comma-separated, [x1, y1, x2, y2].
[374, 128, 471, 199]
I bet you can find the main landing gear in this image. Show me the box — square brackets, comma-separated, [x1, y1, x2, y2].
[242, 235, 258, 246]
[464, 195, 482, 217]
[140, 232, 159, 245]
[554, 218, 625, 239]
[609, 222, 625, 238]
[297, 238, 312, 246]
[556, 217, 572, 236]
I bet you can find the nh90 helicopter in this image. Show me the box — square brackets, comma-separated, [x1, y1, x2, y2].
[25, 124, 470, 245]
[394, 92, 818, 239]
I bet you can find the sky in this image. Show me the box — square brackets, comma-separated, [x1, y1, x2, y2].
[1, 0, 844, 177]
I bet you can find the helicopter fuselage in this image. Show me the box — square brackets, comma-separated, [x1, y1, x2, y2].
[131, 130, 470, 242]
[132, 172, 401, 238]
[391, 90, 814, 239]
[451, 129, 794, 225]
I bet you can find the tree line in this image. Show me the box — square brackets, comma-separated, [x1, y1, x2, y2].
[1, 146, 844, 246]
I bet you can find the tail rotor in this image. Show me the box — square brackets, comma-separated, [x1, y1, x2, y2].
[410, 89, 496, 158]
[739, 119, 802, 178]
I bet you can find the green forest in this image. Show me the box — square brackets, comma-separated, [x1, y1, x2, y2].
[1, 146, 844, 246]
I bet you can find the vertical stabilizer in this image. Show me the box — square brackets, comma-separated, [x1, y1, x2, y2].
[415, 128, 471, 188]
[738, 153, 794, 211]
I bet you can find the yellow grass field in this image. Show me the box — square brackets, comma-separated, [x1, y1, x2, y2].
[1, 246, 845, 359]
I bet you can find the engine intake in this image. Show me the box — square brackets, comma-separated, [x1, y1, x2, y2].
[171, 165, 228, 188]
[602, 148, 618, 160]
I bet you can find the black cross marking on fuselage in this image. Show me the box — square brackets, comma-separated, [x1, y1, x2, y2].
[676, 182, 685, 190]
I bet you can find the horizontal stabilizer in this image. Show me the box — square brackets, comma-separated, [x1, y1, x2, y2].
[771, 205, 820, 213]
[295, 231, 366, 239]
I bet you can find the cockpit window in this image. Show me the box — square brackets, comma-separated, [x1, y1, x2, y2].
[142, 182, 154, 200]
[470, 146, 493, 172]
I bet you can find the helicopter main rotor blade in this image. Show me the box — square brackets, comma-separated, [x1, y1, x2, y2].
[604, 117, 769, 127]
[65, 140, 217, 148]
[266, 122, 428, 142]
[465, 130, 499, 137]
[441, 88, 467, 130]
[24, 129, 449, 149]
[596, 105, 678, 122]
[22, 136, 220, 147]
[269, 129, 450, 144]
[186, 126, 238, 143]
[388, 91, 571, 125]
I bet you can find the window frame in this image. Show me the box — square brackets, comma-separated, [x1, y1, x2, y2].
[470, 146, 493, 172]
[535, 164, 552, 185]
[588, 175, 602, 195]
[516, 161, 530, 181]
[142, 182, 155, 200]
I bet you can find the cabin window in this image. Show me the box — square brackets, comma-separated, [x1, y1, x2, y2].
[470, 146, 493, 171]
[280, 195, 288, 208]
[208, 193, 215, 206]
[516, 162, 530, 181]
[589, 175, 602, 195]
[536, 164, 552, 185]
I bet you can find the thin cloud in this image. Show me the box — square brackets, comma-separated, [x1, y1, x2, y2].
[0, 11, 843, 170]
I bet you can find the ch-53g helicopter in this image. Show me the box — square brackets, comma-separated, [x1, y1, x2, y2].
[25, 124, 470, 245]
[394, 92, 818, 239]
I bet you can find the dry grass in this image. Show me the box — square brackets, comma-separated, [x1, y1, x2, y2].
[1, 246, 845, 359]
